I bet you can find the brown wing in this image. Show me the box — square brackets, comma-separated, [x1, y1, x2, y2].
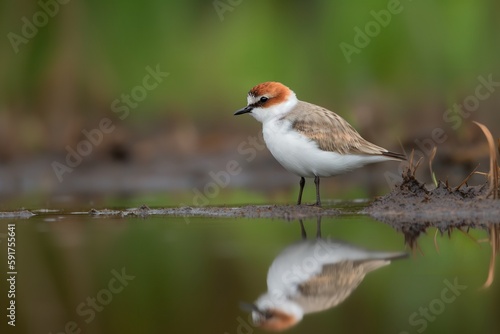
[285, 101, 404, 159]
[292, 259, 389, 313]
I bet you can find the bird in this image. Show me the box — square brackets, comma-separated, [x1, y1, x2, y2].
[234, 81, 406, 206]
[241, 220, 407, 331]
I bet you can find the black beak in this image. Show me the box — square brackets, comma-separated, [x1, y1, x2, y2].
[234, 106, 253, 115]
[239, 302, 262, 314]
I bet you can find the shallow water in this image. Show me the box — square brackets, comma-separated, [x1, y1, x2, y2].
[0, 205, 498, 334]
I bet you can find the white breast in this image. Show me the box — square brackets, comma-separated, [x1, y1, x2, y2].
[262, 118, 389, 178]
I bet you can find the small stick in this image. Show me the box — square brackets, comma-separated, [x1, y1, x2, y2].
[455, 165, 480, 191]
[482, 225, 498, 289]
[433, 229, 440, 254]
[429, 146, 438, 187]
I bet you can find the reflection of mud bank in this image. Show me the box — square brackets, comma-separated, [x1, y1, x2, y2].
[89, 204, 340, 219]
[365, 169, 500, 288]
[364, 170, 500, 226]
[0, 210, 35, 218]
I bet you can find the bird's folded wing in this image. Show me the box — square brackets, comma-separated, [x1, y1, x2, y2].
[285, 101, 392, 156]
[292, 259, 386, 313]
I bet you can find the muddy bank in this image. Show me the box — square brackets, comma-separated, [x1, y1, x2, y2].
[89, 204, 340, 219]
[0, 210, 35, 218]
[364, 169, 500, 227]
[0, 205, 339, 220]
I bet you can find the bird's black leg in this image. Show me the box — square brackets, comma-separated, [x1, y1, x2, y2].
[314, 176, 321, 206]
[297, 177, 305, 205]
[316, 216, 322, 239]
[299, 219, 307, 239]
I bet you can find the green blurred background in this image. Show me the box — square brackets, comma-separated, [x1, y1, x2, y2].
[1, 0, 499, 207]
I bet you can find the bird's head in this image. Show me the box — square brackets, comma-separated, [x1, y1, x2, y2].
[240, 294, 303, 332]
[234, 82, 298, 123]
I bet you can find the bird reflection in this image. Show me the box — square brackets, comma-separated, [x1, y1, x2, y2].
[243, 219, 407, 331]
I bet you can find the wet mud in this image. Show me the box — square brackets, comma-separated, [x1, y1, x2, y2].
[0, 205, 339, 220]
[363, 169, 500, 231]
[88, 204, 340, 219]
[0, 210, 35, 219]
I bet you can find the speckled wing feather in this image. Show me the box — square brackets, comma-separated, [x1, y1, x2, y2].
[284, 101, 404, 159]
[292, 259, 388, 314]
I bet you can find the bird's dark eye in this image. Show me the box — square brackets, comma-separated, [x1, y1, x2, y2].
[259, 96, 269, 103]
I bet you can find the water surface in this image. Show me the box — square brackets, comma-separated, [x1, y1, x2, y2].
[0, 206, 498, 334]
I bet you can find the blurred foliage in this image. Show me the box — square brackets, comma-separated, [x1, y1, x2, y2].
[1, 0, 500, 198]
[1, 0, 499, 119]
[1, 3, 499, 333]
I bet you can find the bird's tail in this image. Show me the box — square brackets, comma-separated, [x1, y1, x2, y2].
[361, 251, 408, 273]
[369, 250, 408, 261]
[382, 150, 407, 161]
